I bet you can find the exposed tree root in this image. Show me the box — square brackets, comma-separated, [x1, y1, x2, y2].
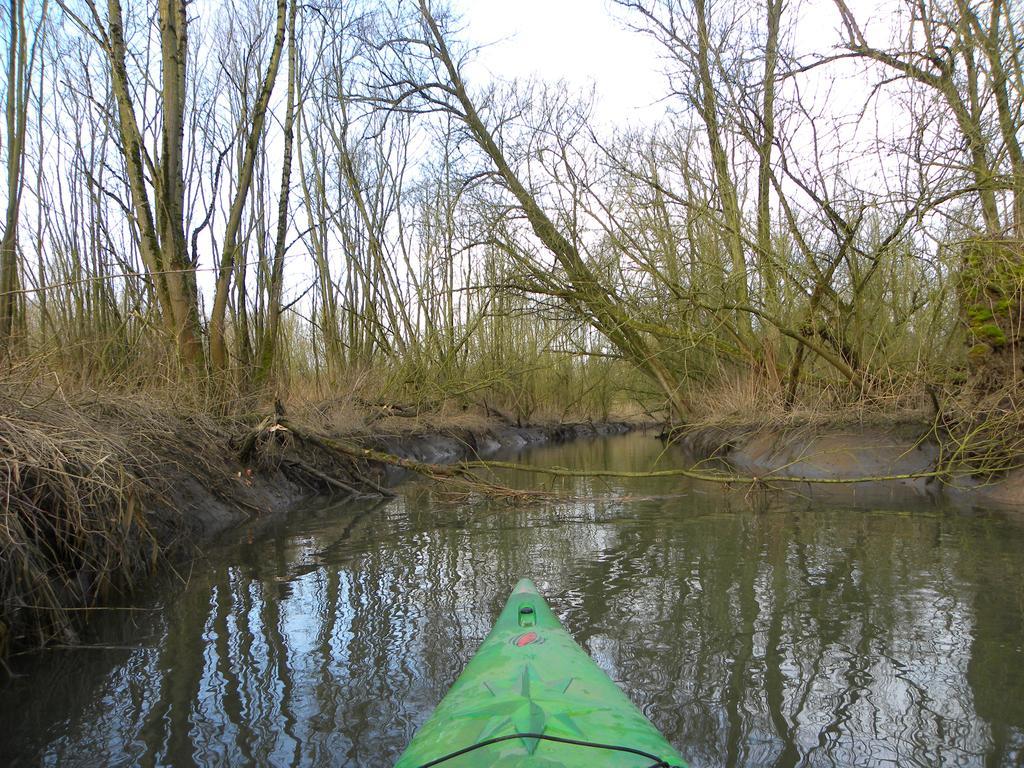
[242, 416, 945, 497]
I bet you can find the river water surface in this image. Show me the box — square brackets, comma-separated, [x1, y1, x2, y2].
[2, 433, 1023, 766]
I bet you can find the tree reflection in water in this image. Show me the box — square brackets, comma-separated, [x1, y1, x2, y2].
[1, 434, 1021, 767]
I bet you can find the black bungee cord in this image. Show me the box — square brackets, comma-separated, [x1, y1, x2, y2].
[415, 731, 685, 767]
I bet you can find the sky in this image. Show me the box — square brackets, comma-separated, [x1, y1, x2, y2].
[450, 0, 670, 125]
[446, 0, 903, 195]
[448, 0, 891, 130]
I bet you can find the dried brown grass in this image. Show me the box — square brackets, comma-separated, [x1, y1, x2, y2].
[0, 363, 624, 659]
[0, 379, 245, 657]
[684, 371, 935, 432]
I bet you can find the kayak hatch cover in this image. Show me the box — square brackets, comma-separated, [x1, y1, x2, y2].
[394, 578, 687, 767]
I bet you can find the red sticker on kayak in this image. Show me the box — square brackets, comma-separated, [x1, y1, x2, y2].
[513, 631, 539, 647]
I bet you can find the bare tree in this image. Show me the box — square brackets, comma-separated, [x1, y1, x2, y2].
[369, 1, 693, 416]
[208, 0, 289, 372]
[55, 0, 205, 365]
[1, 0, 48, 353]
[254, 0, 297, 386]
[833, 0, 1024, 383]
[617, 0, 756, 349]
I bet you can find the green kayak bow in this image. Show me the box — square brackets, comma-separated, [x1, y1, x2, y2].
[395, 579, 687, 767]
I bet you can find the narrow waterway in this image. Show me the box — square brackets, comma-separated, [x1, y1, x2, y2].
[2, 433, 1023, 767]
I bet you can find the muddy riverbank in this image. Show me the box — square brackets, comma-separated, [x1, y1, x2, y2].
[7, 386, 1023, 660]
[0, 382, 632, 657]
[676, 421, 1024, 510]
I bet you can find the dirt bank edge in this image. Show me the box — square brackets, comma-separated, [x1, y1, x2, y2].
[675, 422, 1024, 510]
[195, 420, 636, 538]
[0, 405, 632, 658]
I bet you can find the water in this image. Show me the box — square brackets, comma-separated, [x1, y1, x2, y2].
[1, 433, 1023, 767]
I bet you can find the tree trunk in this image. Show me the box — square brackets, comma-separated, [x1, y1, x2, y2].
[210, 0, 289, 371]
[756, 0, 783, 312]
[97, 0, 204, 366]
[0, 0, 34, 353]
[693, 0, 754, 345]
[255, 0, 297, 387]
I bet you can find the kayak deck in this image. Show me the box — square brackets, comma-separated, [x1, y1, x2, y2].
[395, 579, 686, 767]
